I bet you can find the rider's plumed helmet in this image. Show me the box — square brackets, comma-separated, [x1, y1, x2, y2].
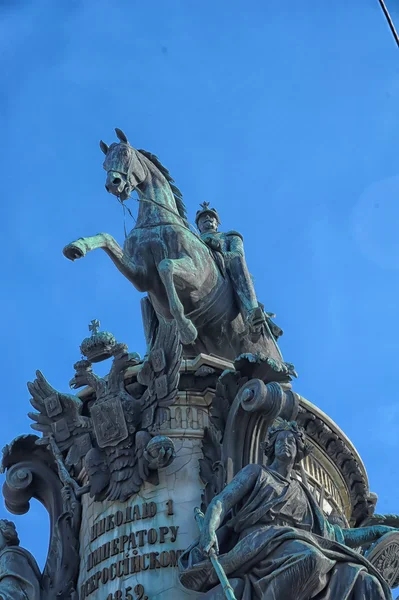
[195, 202, 221, 227]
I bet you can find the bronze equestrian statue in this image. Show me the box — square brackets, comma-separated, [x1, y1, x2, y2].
[63, 129, 288, 364]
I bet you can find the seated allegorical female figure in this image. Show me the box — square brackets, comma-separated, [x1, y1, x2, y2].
[0, 519, 41, 600]
[179, 419, 396, 599]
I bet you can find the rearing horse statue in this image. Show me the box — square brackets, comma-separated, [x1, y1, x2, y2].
[63, 128, 285, 364]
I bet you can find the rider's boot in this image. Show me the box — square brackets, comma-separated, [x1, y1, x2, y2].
[246, 306, 267, 342]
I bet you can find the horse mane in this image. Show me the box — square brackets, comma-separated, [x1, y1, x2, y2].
[138, 149, 188, 223]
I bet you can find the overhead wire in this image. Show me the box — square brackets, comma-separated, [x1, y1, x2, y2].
[378, 0, 399, 48]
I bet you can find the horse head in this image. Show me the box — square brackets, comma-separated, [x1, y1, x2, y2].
[100, 128, 146, 201]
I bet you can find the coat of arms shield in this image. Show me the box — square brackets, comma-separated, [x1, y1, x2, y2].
[91, 397, 129, 448]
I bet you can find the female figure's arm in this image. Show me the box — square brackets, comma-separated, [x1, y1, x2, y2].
[199, 464, 261, 554]
[342, 525, 395, 548]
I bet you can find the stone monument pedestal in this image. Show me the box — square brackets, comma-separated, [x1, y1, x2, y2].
[2, 351, 387, 599]
[77, 354, 226, 600]
[78, 454, 200, 599]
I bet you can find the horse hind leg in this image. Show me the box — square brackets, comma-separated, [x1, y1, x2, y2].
[157, 258, 198, 345]
[141, 296, 158, 355]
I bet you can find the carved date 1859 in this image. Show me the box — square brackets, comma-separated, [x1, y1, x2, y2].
[107, 584, 148, 600]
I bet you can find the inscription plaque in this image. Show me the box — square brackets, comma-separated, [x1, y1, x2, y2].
[80, 499, 185, 599]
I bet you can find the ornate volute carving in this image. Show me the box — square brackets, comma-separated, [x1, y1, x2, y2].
[1, 435, 81, 599]
[199, 353, 298, 510]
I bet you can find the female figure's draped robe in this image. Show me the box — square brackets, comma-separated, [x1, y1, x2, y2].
[179, 466, 392, 600]
[0, 545, 41, 600]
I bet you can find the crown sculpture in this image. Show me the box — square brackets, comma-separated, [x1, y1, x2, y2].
[1, 127, 398, 600]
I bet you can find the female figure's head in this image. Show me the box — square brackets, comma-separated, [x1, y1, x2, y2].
[0, 519, 20, 550]
[263, 419, 312, 471]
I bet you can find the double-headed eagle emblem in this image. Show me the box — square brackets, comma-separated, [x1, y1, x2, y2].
[28, 321, 181, 502]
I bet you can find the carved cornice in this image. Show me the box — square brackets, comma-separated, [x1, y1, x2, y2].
[296, 402, 370, 526]
[76, 354, 234, 401]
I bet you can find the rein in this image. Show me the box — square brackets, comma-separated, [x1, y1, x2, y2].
[123, 146, 191, 227]
[133, 197, 209, 247]
[134, 196, 211, 253]
[112, 145, 208, 249]
[136, 195, 189, 226]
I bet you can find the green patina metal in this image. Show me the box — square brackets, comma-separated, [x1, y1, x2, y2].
[63, 128, 291, 368]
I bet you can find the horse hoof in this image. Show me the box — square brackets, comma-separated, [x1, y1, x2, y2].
[63, 242, 86, 261]
[179, 320, 198, 345]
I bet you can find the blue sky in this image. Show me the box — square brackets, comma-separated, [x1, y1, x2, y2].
[1, 0, 399, 571]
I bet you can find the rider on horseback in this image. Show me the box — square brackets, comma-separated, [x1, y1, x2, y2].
[64, 129, 285, 360]
[196, 202, 279, 340]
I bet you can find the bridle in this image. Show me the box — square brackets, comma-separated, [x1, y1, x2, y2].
[110, 144, 191, 227]
[106, 144, 210, 251]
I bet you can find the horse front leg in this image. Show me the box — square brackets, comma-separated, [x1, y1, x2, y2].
[63, 233, 113, 261]
[158, 258, 198, 345]
[63, 233, 147, 290]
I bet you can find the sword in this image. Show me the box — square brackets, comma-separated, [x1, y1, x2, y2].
[47, 435, 89, 497]
[194, 507, 237, 600]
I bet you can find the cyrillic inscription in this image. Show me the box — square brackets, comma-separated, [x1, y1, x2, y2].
[82, 500, 183, 599]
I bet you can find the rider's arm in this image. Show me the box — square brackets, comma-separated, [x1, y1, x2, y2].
[225, 231, 245, 259]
